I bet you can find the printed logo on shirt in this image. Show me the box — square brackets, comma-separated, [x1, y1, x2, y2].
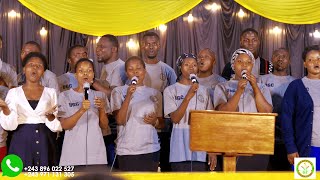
[226, 88, 236, 93]
[265, 83, 274, 87]
[175, 95, 184, 101]
[150, 95, 159, 103]
[198, 94, 204, 103]
[294, 157, 316, 179]
[160, 73, 166, 81]
[63, 84, 72, 90]
[69, 102, 80, 107]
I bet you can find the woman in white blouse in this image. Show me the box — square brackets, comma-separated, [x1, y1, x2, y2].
[0, 52, 61, 167]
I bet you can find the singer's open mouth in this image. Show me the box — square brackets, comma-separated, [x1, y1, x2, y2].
[314, 65, 320, 69]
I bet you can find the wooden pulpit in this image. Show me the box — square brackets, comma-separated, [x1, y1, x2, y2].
[189, 110, 276, 172]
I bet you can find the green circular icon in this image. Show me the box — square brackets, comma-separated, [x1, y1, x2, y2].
[1, 154, 24, 177]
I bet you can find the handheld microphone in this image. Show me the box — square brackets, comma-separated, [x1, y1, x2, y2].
[241, 70, 247, 80]
[131, 76, 138, 85]
[83, 82, 90, 100]
[189, 74, 198, 84]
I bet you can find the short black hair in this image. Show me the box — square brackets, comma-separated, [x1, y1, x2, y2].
[125, 56, 145, 71]
[240, 28, 259, 38]
[302, 45, 320, 61]
[101, 34, 119, 50]
[24, 41, 42, 51]
[67, 45, 87, 58]
[74, 58, 95, 73]
[142, 31, 160, 41]
[22, 52, 48, 70]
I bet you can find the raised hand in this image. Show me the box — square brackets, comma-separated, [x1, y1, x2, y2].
[94, 97, 105, 111]
[143, 112, 158, 126]
[45, 105, 58, 116]
[81, 99, 91, 112]
[126, 84, 136, 98]
[185, 83, 199, 101]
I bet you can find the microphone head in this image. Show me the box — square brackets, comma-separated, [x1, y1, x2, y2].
[83, 82, 90, 89]
[241, 70, 247, 79]
[189, 73, 198, 83]
[131, 76, 138, 85]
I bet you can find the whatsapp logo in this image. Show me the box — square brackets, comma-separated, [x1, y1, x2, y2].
[1, 154, 23, 177]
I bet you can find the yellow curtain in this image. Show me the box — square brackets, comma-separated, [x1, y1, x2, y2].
[18, 0, 201, 36]
[235, 0, 320, 24]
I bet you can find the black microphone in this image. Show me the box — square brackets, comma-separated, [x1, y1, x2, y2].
[241, 70, 247, 80]
[83, 82, 90, 100]
[189, 74, 198, 84]
[131, 76, 138, 85]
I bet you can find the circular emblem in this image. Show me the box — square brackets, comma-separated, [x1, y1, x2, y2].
[160, 73, 166, 81]
[198, 94, 204, 103]
[150, 95, 158, 103]
[296, 159, 315, 178]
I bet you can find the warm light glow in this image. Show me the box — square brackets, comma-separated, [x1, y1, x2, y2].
[96, 36, 101, 43]
[126, 38, 138, 49]
[159, 24, 167, 32]
[313, 30, 320, 38]
[205, 3, 220, 11]
[40, 27, 48, 36]
[187, 14, 194, 23]
[237, 8, 245, 18]
[273, 26, 282, 35]
[8, 10, 17, 18]
[211, 3, 220, 11]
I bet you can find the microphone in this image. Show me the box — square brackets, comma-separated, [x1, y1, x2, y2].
[83, 82, 90, 100]
[131, 76, 138, 85]
[189, 74, 198, 84]
[241, 70, 247, 80]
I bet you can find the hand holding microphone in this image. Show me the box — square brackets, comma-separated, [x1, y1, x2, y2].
[81, 82, 91, 112]
[241, 70, 247, 80]
[127, 76, 138, 98]
[241, 70, 258, 87]
[131, 76, 138, 85]
[83, 82, 90, 100]
[185, 74, 199, 100]
[189, 73, 198, 84]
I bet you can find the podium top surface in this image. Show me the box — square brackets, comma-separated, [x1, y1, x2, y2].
[190, 110, 277, 117]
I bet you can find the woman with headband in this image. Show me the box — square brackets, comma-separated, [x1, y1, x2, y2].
[164, 53, 215, 171]
[213, 48, 273, 171]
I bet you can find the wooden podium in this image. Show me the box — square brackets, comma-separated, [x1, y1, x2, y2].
[189, 110, 276, 172]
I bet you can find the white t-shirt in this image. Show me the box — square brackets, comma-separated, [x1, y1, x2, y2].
[214, 80, 272, 112]
[57, 72, 78, 92]
[0, 59, 18, 88]
[58, 89, 110, 166]
[100, 58, 125, 87]
[0, 85, 9, 148]
[258, 74, 295, 113]
[144, 61, 177, 93]
[302, 77, 320, 147]
[252, 57, 261, 78]
[110, 85, 162, 155]
[163, 83, 213, 162]
[198, 73, 226, 103]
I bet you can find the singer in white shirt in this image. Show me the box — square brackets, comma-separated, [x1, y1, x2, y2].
[110, 56, 162, 172]
[214, 48, 272, 171]
[163, 53, 214, 171]
[0, 52, 61, 167]
[58, 58, 110, 167]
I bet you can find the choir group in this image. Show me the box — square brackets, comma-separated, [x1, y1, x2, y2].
[0, 29, 319, 172]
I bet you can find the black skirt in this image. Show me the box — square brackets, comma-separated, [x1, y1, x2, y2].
[8, 123, 57, 167]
